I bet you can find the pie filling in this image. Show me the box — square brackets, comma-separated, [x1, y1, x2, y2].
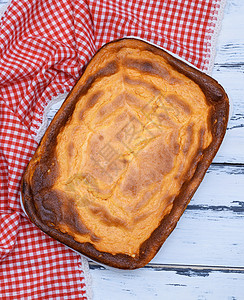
[51, 46, 212, 256]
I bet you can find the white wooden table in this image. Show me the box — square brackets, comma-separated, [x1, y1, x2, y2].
[89, 1, 244, 299]
[1, 0, 243, 299]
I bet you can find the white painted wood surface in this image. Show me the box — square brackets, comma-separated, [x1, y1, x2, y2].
[89, 264, 244, 300]
[212, 0, 244, 163]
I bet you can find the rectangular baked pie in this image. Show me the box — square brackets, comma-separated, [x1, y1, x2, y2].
[21, 38, 229, 269]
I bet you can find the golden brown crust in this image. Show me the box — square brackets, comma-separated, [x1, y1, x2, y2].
[21, 38, 229, 269]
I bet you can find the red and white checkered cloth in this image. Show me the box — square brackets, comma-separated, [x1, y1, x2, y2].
[0, 0, 226, 298]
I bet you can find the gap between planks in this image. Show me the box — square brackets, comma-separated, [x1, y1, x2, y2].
[211, 162, 244, 166]
[88, 261, 244, 274]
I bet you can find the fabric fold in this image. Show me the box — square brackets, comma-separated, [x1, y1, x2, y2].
[0, 212, 20, 261]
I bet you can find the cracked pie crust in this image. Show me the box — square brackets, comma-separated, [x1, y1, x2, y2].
[22, 38, 229, 269]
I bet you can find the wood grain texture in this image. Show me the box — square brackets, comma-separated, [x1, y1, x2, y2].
[89, 262, 244, 300]
[212, 0, 244, 163]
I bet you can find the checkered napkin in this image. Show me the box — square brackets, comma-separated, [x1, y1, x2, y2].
[0, 0, 225, 298]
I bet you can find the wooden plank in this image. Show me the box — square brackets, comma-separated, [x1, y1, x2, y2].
[89, 263, 244, 300]
[191, 164, 244, 207]
[213, 0, 244, 66]
[151, 208, 244, 267]
[213, 128, 244, 163]
[212, 66, 244, 163]
[211, 0, 244, 163]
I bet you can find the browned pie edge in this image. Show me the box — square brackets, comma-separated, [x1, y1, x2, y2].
[21, 38, 229, 269]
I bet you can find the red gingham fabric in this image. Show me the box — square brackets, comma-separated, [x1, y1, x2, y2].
[0, 0, 224, 298]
